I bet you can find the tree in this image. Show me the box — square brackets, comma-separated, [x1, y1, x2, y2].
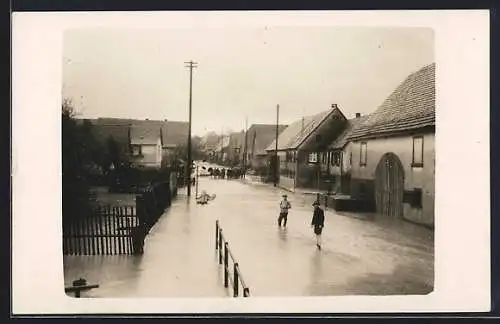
[62, 99, 93, 222]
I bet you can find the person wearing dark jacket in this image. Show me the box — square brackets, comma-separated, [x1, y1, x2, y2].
[311, 201, 325, 250]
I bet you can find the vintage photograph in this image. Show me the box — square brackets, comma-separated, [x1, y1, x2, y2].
[61, 26, 435, 298]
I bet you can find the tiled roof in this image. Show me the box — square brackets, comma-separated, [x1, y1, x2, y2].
[163, 121, 189, 147]
[247, 124, 287, 156]
[88, 123, 130, 153]
[328, 115, 370, 149]
[229, 131, 246, 149]
[89, 118, 168, 145]
[350, 63, 435, 139]
[265, 109, 334, 151]
[130, 125, 161, 145]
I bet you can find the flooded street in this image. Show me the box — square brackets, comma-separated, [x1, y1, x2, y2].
[64, 176, 434, 297]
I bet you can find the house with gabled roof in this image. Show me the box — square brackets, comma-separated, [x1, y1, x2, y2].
[348, 63, 435, 227]
[320, 113, 370, 194]
[245, 124, 287, 170]
[81, 117, 188, 169]
[265, 104, 348, 191]
[86, 118, 167, 169]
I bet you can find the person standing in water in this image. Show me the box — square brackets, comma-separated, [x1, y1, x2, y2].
[278, 194, 291, 228]
[311, 201, 325, 250]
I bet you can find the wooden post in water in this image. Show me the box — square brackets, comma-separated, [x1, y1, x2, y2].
[224, 242, 229, 288]
[215, 220, 219, 251]
[233, 263, 239, 297]
[133, 195, 146, 255]
[218, 229, 223, 264]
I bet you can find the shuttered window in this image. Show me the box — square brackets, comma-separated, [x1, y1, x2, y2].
[360, 142, 367, 167]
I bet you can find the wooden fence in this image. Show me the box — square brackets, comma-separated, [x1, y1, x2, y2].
[63, 181, 173, 256]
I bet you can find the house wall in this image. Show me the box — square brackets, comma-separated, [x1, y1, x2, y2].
[350, 132, 435, 227]
[137, 138, 162, 168]
[250, 155, 267, 170]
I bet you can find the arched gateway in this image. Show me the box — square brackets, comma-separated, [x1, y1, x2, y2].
[374, 153, 405, 218]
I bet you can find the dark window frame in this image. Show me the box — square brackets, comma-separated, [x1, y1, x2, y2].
[131, 144, 143, 156]
[360, 142, 367, 167]
[412, 136, 424, 168]
[331, 151, 341, 167]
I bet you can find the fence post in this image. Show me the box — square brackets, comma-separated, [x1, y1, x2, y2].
[215, 220, 219, 251]
[233, 263, 239, 297]
[133, 194, 146, 255]
[224, 242, 229, 288]
[218, 229, 223, 264]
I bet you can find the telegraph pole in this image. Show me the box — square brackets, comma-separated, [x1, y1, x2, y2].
[274, 104, 279, 187]
[184, 60, 198, 197]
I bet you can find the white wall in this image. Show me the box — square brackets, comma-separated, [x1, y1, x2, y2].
[351, 132, 435, 226]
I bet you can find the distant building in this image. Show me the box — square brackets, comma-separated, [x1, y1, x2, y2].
[214, 135, 231, 164]
[348, 63, 435, 227]
[265, 105, 348, 191]
[245, 124, 287, 170]
[226, 131, 246, 166]
[200, 131, 220, 160]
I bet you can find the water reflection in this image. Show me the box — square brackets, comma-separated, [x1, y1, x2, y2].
[64, 254, 144, 297]
[310, 250, 323, 284]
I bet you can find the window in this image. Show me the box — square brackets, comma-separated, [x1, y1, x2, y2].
[333, 152, 341, 166]
[131, 145, 142, 156]
[403, 188, 423, 209]
[412, 136, 424, 167]
[349, 151, 352, 166]
[308, 152, 318, 163]
[360, 142, 367, 167]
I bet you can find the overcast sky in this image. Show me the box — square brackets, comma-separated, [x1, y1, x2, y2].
[62, 27, 434, 136]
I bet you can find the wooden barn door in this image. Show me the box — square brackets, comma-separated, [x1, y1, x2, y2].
[375, 153, 405, 218]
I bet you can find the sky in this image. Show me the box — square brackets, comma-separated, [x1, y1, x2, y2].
[62, 27, 434, 137]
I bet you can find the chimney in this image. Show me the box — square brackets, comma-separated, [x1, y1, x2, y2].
[331, 104, 338, 109]
[355, 113, 361, 118]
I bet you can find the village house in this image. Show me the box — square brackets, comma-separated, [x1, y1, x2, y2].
[128, 123, 164, 169]
[265, 104, 348, 192]
[320, 113, 370, 194]
[348, 63, 435, 227]
[85, 118, 166, 169]
[245, 124, 287, 171]
[83, 118, 188, 170]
